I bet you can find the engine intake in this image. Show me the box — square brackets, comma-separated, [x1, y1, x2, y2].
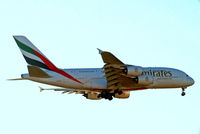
[124, 65, 143, 77]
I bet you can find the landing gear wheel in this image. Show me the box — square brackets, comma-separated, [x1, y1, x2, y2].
[99, 91, 114, 100]
[114, 89, 123, 95]
[181, 88, 186, 96]
[181, 92, 186, 96]
[97, 94, 101, 98]
[108, 96, 113, 101]
[114, 89, 119, 94]
[118, 90, 123, 95]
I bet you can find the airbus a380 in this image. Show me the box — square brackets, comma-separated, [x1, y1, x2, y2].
[11, 36, 194, 100]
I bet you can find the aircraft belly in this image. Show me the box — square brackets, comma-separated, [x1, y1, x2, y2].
[82, 78, 107, 89]
[150, 77, 183, 88]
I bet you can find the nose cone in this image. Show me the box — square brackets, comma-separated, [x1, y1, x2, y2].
[187, 77, 195, 86]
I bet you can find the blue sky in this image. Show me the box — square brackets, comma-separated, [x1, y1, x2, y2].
[0, 0, 200, 134]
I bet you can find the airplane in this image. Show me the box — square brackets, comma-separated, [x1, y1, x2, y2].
[10, 35, 195, 100]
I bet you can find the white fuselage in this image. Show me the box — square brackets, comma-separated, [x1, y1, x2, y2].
[22, 67, 194, 91]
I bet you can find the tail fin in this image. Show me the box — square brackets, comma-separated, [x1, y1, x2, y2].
[13, 35, 82, 84]
[13, 36, 57, 70]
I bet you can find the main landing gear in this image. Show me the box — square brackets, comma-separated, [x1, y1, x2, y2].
[181, 88, 186, 96]
[98, 89, 123, 101]
[114, 89, 123, 95]
[98, 91, 114, 101]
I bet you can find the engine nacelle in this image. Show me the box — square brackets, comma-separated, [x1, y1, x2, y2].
[84, 93, 101, 100]
[137, 75, 153, 85]
[124, 65, 143, 77]
[115, 91, 130, 99]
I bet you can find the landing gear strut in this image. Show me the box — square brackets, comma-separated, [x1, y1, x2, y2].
[181, 88, 186, 96]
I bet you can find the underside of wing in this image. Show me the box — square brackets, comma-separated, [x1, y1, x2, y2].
[7, 78, 26, 80]
[103, 64, 138, 89]
[39, 87, 102, 100]
[98, 49, 135, 89]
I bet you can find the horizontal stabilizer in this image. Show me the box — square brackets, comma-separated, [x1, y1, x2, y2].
[28, 65, 51, 78]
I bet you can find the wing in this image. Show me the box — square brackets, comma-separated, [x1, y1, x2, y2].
[39, 87, 103, 100]
[98, 49, 138, 90]
[97, 48, 124, 65]
[39, 87, 100, 94]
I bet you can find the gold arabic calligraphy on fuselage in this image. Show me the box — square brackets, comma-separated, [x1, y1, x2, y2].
[142, 70, 172, 78]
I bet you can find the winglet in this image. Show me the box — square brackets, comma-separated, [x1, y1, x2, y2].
[97, 48, 103, 54]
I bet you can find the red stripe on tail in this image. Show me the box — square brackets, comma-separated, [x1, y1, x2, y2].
[32, 49, 82, 84]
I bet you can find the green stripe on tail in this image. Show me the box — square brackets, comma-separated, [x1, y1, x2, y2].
[14, 38, 37, 56]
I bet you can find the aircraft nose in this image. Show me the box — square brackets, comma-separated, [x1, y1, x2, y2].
[188, 77, 195, 86]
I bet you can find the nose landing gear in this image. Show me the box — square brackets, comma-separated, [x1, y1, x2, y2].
[181, 88, 186, 96]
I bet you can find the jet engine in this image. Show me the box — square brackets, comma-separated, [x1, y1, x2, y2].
[137, 75, 153, 85]
[115, 91, 130, 99]
[83, 93, 101, 100]
[124, 65, 143, 77]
